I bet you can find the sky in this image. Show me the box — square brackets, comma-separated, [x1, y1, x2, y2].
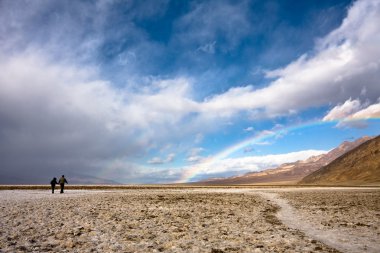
[0, 0, 379, 184]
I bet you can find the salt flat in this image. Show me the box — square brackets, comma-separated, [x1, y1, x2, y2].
[0, 187, 378, 252]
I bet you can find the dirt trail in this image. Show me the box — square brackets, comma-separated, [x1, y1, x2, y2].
[257, 192, 378, 253]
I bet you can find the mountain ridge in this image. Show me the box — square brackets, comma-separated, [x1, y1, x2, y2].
[300, 135, 380, 185]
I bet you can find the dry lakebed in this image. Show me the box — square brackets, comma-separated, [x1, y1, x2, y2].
[0, 187, 379, 252]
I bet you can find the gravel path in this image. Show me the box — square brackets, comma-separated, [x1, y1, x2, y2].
[0, 188, 377, 252]
[257, 192, 378, 253]
[276, 189, 380, 253]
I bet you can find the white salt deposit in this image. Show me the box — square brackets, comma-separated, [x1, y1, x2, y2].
[0, 188, 378, 252]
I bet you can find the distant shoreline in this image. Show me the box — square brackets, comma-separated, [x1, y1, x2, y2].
[0, 184, 379, 190]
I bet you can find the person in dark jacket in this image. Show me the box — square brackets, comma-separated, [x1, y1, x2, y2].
[59, 175, 68, 194]
[50, 177, 58, 194]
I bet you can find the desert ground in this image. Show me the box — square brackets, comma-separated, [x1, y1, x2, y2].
[0, 187, 379, 253]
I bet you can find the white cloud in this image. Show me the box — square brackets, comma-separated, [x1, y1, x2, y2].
[166, 153, 176, 163]
[146, 157, 164, 165]
[186, 148, 205, 163]
[350, 102, 380, 119]
[185, 149, 327, 178]
[175, 1, 250, 50]
[199, 0, 380, 118]
[243, 126, 254, 132]
[323, 98, 362, 121]
[322, 98, 380, 128]
[148, 153, 176, 165]
[186, 156, 204, 163]
[197, 41, 216, 54]
[148, 153, 175, 164]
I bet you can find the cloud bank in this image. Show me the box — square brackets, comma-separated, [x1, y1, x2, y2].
[181, 149, 328, 182]
[323, 98, 380, 128]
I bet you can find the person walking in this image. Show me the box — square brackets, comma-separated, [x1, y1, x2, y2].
[50, 177, 58, 194]
[59, 175, 68, 194]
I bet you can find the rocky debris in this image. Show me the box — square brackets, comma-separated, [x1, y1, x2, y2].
[0, 189, 358, 252]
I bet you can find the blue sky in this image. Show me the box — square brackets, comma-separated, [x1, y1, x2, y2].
[0, 0, 379, 184]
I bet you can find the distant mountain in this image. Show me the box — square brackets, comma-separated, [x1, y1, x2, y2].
[197, 136, 373, 185]
[300, 135, 380, 185]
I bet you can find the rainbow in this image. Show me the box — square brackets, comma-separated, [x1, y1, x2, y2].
[177, 117, 380, 183]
